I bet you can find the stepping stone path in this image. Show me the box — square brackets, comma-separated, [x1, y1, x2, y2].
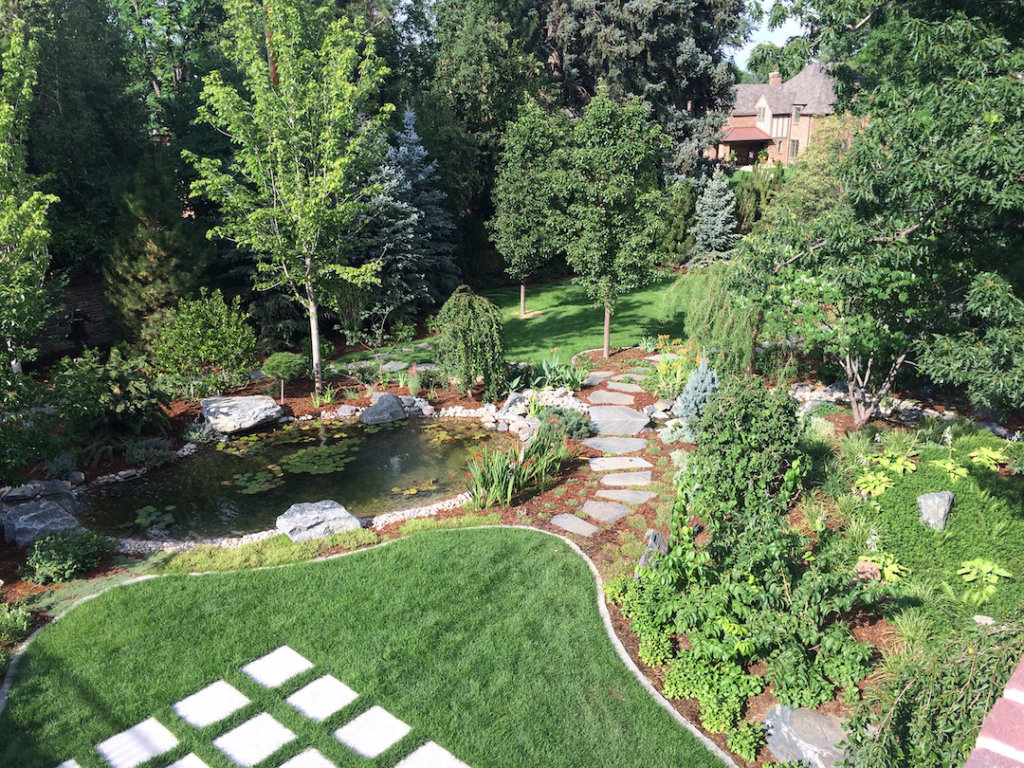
[589, 456, 652, 472]
[57, 645, 472, 768]
[588, 390, 636, 406]
[550, 368, 665, 539]
[606, 381, 645, 394]
[584, 370, 616, 386]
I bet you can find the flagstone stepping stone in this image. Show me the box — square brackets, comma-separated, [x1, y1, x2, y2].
[242, 646, 313, 688]
[584, 370, 616, 386]
[588, 406, 650, 435]
[335, 705, 411, 758]
[600, 471, 652, 487]
[596, 489, 658, 505]
[589, 456, 652, 472]
[611, 373, 645, 382]
[583, 436, 646, 454]
[96, 717, 178, 768]
[214, 713, 295, 767]
[606, 381, 645, 394]
[583, 500, 631, 523]
[628, 367, 649, 374]
[588, 390, 635, 406]
[173, 680, 250, 728]
[287, 675, 358, 722]
[381, 360, 409, 373]
[395, 742, 470, 768]
[645, 353, 678, 362]
[279, 749, 337, 768]
[550, 513, 600, 537]
[168, 756, 210, 768]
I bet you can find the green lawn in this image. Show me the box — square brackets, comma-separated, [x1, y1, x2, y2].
[485, 277, 685, 364]
[0, 528, 721, 768]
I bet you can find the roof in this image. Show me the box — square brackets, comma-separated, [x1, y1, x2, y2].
[730, 62, 837, 117]
[721, 126, 771, 142]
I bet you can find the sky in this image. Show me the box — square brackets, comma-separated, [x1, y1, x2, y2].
[728, 2, 805, 70]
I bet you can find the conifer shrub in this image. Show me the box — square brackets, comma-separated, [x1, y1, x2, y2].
[434, 286, 507, 400]
[261, 352, 308, 403]
[668, 358, 719, 441]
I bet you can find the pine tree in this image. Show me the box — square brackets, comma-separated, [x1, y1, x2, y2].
[693, 168, 739, 262]
[355, 110, 458, 340]
[657, 179, 697, 266]
[670, 359, 720, 441]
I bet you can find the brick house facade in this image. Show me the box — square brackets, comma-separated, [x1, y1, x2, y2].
[713, 62, 838, 167]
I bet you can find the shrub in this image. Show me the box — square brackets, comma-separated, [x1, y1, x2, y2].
[530, 350, 592, 391]
[261, 352, 308, 403]
[124, 437, 175, 467]
[535, 407, 593, 442]
[0, 597, 30, 644]
[44, 451, 77, 480]
[669, 359, 719, 441]
[147, 288, 258, 397]
[52, 349, 171, 439]
[435, 286, 507, 400]
[27, 531, 114, 584]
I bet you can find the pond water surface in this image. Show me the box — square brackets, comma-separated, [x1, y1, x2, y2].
[82, 419, 512, 538]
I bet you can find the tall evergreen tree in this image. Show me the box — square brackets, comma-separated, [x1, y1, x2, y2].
[693, 169, 739, 262]
[354, 110, 458, 340]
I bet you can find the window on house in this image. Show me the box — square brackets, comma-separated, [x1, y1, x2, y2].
[794, 107, 802, 124]
[790, 139, 800, 157]
[757, 106, 765, 125]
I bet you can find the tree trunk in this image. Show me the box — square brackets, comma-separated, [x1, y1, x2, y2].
[603, 301, 611, 359]
[279, 378, 285, 405]
[308, 296, 323, 395]
[6, 340, 21, 374]
[520, 282, 526, 317]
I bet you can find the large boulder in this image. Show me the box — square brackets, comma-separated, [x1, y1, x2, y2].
[201, 395, 282, 435]
[1, 480, 79, 516]
[276, 500, 361, 543]
[3, 499, 85, 548]
[765, 705, 847, 768]
[918, 491, 954, 530]
[359, 393, 407, 425]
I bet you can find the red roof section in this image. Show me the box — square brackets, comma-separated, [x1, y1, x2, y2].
[721, 126, 771, 142]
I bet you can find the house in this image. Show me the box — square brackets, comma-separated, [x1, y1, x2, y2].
[713, 62, 838, 167]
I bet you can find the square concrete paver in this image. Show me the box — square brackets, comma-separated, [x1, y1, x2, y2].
[583, 500, 631, 523]
[168, 755, 211, 768]
[57, 761, 82, 768]
[335, 705, 411, 758]
[213, 713, 295, 767]
[550, 514, 600, 537]
[395, 742, 470, 768]
[600, 471, 652, 487]
[242, 645, 313, 688]
[173, 680, 250, 728]
[588, 456, 652, 472]
[287, 675, 358, 722]
[95, 717, 178, 768]
[279, 749, 338, 768]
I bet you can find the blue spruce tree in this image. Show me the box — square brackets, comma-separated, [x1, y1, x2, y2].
[670, 358, 720, 441]
[692, 167, 739, 262]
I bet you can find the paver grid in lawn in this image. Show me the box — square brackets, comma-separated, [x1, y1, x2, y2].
[168, 755, 212, 768]
[278, 749, 338, 768]
[243, 646, 314, 689]
[287, 676, 358, 723]
[213, 712, 296, 767]
[173, 680, 251, 729]
[394, 742, 470, 768]
[95, 717, 179, 768]
[334, 705, 412, 759]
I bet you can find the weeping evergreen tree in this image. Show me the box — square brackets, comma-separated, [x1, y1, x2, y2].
[693, 168, 739, 262]
[355, 109, 458, 339]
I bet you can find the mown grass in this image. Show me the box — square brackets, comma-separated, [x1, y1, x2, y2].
[0, 528, 720, 768]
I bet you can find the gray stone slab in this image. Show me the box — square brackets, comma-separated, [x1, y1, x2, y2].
[764, 704, 846, 768]
[242, 646, 313, 688]
[583, 436, 647, 454]
[2, 499, 84, 548]
[335, 706, 410, 759]
[276, 500, 361, 543]
[381, 360, 408, 373]
[96, 718, 178, 768]
[600, 471, 652, 487]
[201, 395, 282, 435]
[606, 381, 645, 394]
[584, 370, 616, 386]
[550, 514, 600, 537]
[645, 353, 678, 362]
[588, 390, 635, 406]
[583, 500, 631, 523]
[588, 406, 650, 435]
[595, 489, 658, 505]
[214, 713, 295, 767]
[589, 456, 652, 472]
[610, 373, 645, 383]
[628, 367, 649, 374]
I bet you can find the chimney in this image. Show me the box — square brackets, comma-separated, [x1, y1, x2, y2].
[768, 70, 782, 86]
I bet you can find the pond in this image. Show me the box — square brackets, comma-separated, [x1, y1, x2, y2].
[81, 419, 512, 539]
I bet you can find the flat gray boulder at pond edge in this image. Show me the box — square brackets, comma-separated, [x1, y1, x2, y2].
[3, 500, 84, 548]
[765, 705, 846, 768]
[201, 395, 283, 435]
[276, 500, 361, 543]
[360, 392, 407, 425]
[918, 491, 954, 530]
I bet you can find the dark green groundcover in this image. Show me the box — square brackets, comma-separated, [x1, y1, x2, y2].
[0, 528, 721, 768]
